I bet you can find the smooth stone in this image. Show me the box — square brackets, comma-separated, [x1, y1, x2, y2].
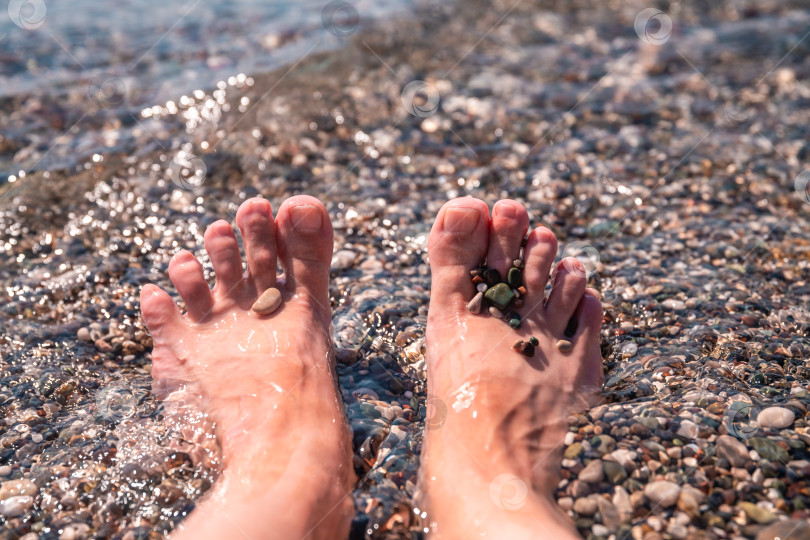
[476, 282, 488, 293]
[0, 479, 37, 500]
[756, 519, 810, 539]
[757, 407, 795, 429]
[529, 336, 539, 346]
[603, 460, 627, 484]
[77, 327, 91, 342]
[484, 283, 515, 310]
[591, 435, 616, 455]
[620, 342, 638, 358]
[676, 419, 699, 439]
[716, 435, 749, 468]
[512, 259, 524, 269]
[252, 287, 282, 315]
[565, 442, 584, 459]
[750, 438, 790, 464]
[488, 306, 503, 318]
[483, 268, 501, 285]
[644, 481, 681, 508]
[738, 502, 777, 524]
[0, 495, 33, 518]
[597, 497, 622, 530]
[573, 494, 600, 516]
[507, 313, 521, 329]
[467, 292, 484, 314]
[507, 267, 522, 288]
[579, 460, 604, 483]
[556, 339, 573, 352]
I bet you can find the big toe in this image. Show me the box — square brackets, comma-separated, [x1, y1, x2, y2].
[274, 195, 333, 317]
[427, 197, 489, 304]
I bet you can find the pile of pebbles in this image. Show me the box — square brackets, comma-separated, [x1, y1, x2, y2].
[2, 0, 810, 538]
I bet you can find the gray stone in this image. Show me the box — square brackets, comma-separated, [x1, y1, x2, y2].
[757, 407, 795, 429]
[644, 480, 681, 508]
[716, 434, 749, 467]
[579, 459, 604, 483]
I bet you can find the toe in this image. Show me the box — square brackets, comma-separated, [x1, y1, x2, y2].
[236, 198, 277, 292]
[427, 197, 489, 304]
[274, 195, 333, 315]
[545, 258, 587, 335]
[168, 250, 214, 321]
[204, 220, 244, 297]
[140, 284, 185, 339]
[520, 226, 558, 314]
[572, 289, 604, 389]
[485, 200, 529, 277]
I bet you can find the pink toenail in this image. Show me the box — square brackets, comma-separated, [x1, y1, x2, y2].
[289, 204, 324, 232]
[444, 207, 480, 234]
[494, 203, 518, 218]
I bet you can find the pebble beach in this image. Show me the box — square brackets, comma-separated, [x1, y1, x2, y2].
[2, 0, 810, 538]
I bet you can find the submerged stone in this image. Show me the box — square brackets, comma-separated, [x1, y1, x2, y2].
[252, 287, 282, 315]
[507, 267, 522, 288]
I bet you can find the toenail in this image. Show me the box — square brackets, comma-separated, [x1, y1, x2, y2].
[289, 204, 324, 232]
[249, 199, 269, 213]
[494, 203, 519, 219]
[444, 207, 480, 234]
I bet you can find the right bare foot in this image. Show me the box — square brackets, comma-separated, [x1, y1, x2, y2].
[419, 197, 603, 539]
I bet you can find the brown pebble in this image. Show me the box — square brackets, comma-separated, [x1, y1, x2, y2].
[252, 287, 282, 315]
[517, 286, 527, 296]
[512, 340, 536, 357]
[556, 339, 573, 352]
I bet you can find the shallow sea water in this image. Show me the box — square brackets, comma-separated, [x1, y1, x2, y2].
[2, 0, 810, 538]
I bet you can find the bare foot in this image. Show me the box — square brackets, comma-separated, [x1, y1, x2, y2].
[419, 197, 603, 539]
[139, 196, 354, 540]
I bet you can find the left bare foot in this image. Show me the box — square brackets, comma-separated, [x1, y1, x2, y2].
[140, 195, 354, 540]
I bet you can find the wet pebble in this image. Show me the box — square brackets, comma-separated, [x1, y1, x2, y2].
[252, 287, 282, 315]
[757, 407, 795, 429]
[716, 434, 749, 468]
[644, 481, 681, 508]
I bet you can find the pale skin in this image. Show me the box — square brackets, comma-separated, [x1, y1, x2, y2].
[139, 195, 603, 539]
